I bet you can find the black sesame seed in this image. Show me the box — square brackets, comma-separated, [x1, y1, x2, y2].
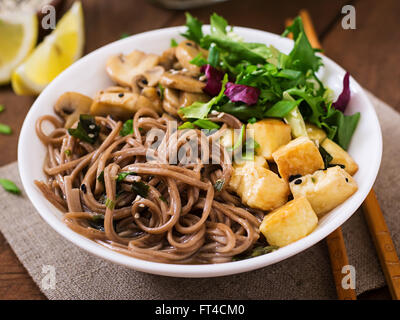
[294, 179, 302, 185]
[141, 79, 148, 85]
[345, 178, 349, 183]
[186, 42, 193, 46]
[80, 184, 87, 194]
[118, 93, 124, 98]
[289, 174, 302, 182]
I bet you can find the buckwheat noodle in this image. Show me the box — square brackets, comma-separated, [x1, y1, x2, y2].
[35, 108, 263, 264]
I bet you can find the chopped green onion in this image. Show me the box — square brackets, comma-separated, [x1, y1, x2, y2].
[248, 117, 257, 124]
[159, 195, 167, 203]
[0, 178, 21, 194]
[214, 179, 225, 192]
[120, 32, 130, 39]
[190, 53, 208, 67]
[64, 149, 72, 156]
[97, 171, 104, 184]
[170, 38, 178, 47]
[0, 123, 12, 135]
[120, 119, 133, 136]
[132, 181, 149, 198]
[193, 119, 220, 130]
[158, 83, 164, 100]
[227, 124, 245, 152]
[178, 122, 196, 130]
[0, 104, 4, 113]
[116, 172, 137, 182]
[105, 198, 115, 210]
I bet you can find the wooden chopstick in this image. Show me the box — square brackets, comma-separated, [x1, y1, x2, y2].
[285, 13, 357, 300]
[362, 190, 400, 299]
[297, 9, 400, 300]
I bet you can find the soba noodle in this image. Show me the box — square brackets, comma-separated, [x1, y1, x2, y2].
[35, 107, 264, 264]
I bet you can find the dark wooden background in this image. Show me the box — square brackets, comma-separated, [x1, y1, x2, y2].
[0, 0, 398, 299]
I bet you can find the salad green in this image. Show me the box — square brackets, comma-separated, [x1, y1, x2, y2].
[179, 13, 360, 150]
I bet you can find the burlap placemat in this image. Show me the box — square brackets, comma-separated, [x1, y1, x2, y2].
[0, 91, 398, 300]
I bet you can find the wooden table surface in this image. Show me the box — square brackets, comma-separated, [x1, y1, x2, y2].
[0, 0, 398, 300]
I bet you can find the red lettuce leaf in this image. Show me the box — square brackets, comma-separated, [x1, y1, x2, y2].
[200, 64, 224, 96]
[224, 82, 260, 105]
[333, 72, 351, 112]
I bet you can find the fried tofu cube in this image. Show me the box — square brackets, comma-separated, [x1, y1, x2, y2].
[259, 197, 318, 247]
[289, 166, 358, 216]
[229, 162, 289, 211]
[321, 138, 358, 176]
[306, 123, 327, 144]
[272, 136, 324, 180]
[247, 119, 292, 161]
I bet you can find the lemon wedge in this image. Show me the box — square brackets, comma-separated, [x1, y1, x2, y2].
[12, 1, 85, 95]
[0, 13, 38, 85]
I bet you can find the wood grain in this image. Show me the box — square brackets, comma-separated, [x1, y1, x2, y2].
[362, 190, 400, 299]
[0, 0, 398, 299]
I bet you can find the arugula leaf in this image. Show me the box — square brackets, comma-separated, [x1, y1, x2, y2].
[179, 74, 228, 119]
[283, 17, 322, 73]
[321, 106, 360, 150]
[217, 101, 266, 122]
[120, 119, 133, 136]
[68, 114, 100, 144]
[210, 13, 228, 37]
[170, 38, 178, 47]
[180, 12, 203, 44]
[285, 87, 325, 126]
[0, 178, 21, 194]
[132, 181, 150, 198]
[190, 53, 208, 67]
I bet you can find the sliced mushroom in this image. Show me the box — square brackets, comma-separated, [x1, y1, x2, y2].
[131, 66, 165, 93]
[106, 50, 159, 87]
[141, 87, 162, 113]
[103, 86, 131, 93]
[90, 89, 162, 119]
[160, 72, 205, 93]
[54, 92, 93, 128]
[180, 92, 209, 108]
[143, 66, 165, 86]
[175, 40, 207, 75]
[162, 88, 180, 117]
[158, 47, 177, 70]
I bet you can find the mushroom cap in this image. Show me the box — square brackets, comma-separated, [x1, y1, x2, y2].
[54, 92, 93, 128]
[160, 72, 205, 93]
[175, 40, 206, 75]
[106, 50, 160, 87]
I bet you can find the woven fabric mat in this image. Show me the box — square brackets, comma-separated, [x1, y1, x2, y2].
[0, 91, 399, 300]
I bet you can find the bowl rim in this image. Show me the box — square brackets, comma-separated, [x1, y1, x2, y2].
[17, 25, 383, 278]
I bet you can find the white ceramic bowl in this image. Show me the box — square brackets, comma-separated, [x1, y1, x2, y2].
[18, 26, 382, 277]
